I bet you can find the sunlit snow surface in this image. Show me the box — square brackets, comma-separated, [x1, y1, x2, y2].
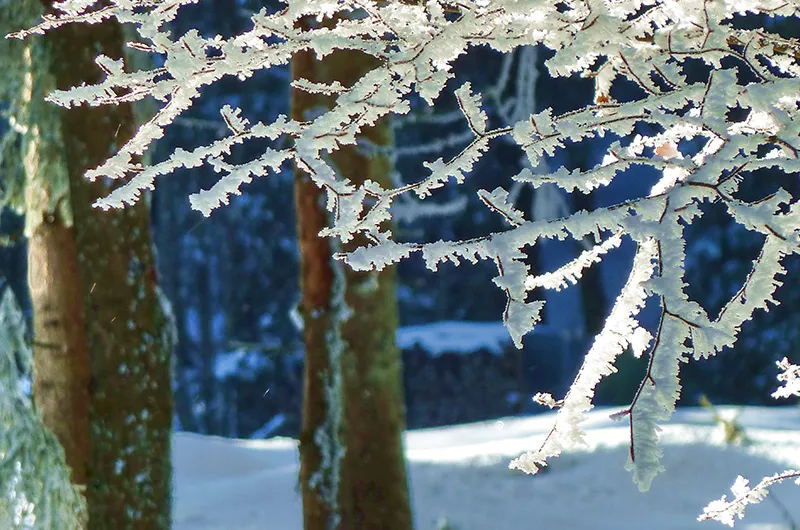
[396, 321, 513, 356]
[173, 407, 800, 529]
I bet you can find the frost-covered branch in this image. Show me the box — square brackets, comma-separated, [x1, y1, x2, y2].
[699, 470, 800, 527]
[699, 356, 800, 526]
[772, 356, 800, 399]
[9, 0, 800, 504]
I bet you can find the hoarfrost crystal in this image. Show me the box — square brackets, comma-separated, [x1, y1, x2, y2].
[9, 0, 800, 521]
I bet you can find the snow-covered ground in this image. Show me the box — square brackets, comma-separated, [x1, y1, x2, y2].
[173, 407, 800, 529]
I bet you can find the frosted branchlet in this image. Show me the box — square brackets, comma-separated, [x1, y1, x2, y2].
[9, 0, 800, 517]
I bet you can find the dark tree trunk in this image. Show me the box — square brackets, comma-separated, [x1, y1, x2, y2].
[292, 22, 413, 530]
[23, 3, 174, 527]
[27, 194, 92, 489]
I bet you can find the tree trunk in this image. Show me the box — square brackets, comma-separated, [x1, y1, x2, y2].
[25, 124, 93, 491]
[21, 3, 174, 527]
[292, 24, 413, 530]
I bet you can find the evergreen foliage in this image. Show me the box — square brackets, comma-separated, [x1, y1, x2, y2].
[0, 287, 86, 529]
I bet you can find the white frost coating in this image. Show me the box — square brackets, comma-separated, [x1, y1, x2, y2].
[772, 357, 800, 399]
[699, 471, 800, 527]
[525, 232, 622, 291]
[307, 249, 349, 530]
[13, 0, 800, 520]
[478, 188, 526, 227]
[700, 355, 800, 525]
[509, 239, 658, 475]
[624, 315, 687, 491]
[454, 82, 488, 135]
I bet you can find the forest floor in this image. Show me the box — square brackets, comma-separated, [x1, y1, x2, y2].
[173, 406, 800, 530]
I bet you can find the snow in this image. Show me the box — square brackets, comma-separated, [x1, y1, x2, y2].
[396, 321, 513, 356]
[173, 406, 800, 530]
[213, 349, 270, 381]
[249, 414, 285, 440]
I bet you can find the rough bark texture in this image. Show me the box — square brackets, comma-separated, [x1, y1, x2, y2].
[23, 3, 174, 527]
[292, 26, 413, 530]
[27, 189, 92, 489]
[18, 0, 92, 496]
[293, 42, 340, 530]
